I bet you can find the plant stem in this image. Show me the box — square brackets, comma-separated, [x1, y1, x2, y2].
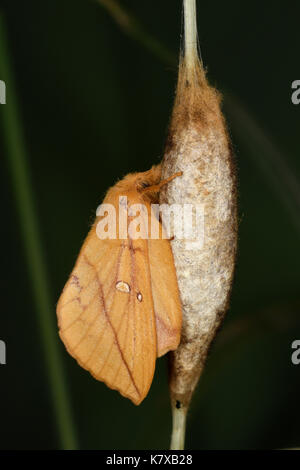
[170, 406, 188, 450]
[0, 11, 78, 450]
[168, 0, 202, 450]
[183, 0, 198, 69]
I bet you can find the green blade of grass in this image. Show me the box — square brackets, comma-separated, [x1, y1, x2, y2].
[95, 0, 176, 66]
[0, 12, 78, 450]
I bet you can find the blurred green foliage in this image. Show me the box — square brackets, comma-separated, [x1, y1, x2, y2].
[0, 0, 299, 449]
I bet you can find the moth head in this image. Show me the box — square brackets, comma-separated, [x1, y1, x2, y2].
[136, 165, 162, 192]
[108, 165, 162, 197]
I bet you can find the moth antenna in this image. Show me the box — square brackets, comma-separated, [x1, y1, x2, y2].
[140, 172, 182, 194]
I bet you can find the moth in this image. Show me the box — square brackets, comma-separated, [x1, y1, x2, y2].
[57, 164, 182, 405]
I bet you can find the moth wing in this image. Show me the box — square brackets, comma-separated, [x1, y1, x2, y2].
[148, 236, 182, 358]
[57, 226, 157, 405]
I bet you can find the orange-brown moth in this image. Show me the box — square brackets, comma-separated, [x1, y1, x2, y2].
[57, 164, 182, 405]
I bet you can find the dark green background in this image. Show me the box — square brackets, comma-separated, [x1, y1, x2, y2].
[0, 0, 299, 450]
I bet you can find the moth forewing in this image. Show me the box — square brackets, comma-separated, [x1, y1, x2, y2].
[57, 165, 182, 405]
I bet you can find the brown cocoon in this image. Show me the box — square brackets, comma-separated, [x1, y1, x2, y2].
[160, 54, 238, 411]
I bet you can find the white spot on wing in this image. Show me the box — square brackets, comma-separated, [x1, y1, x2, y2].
[116, 281, 131, 293]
